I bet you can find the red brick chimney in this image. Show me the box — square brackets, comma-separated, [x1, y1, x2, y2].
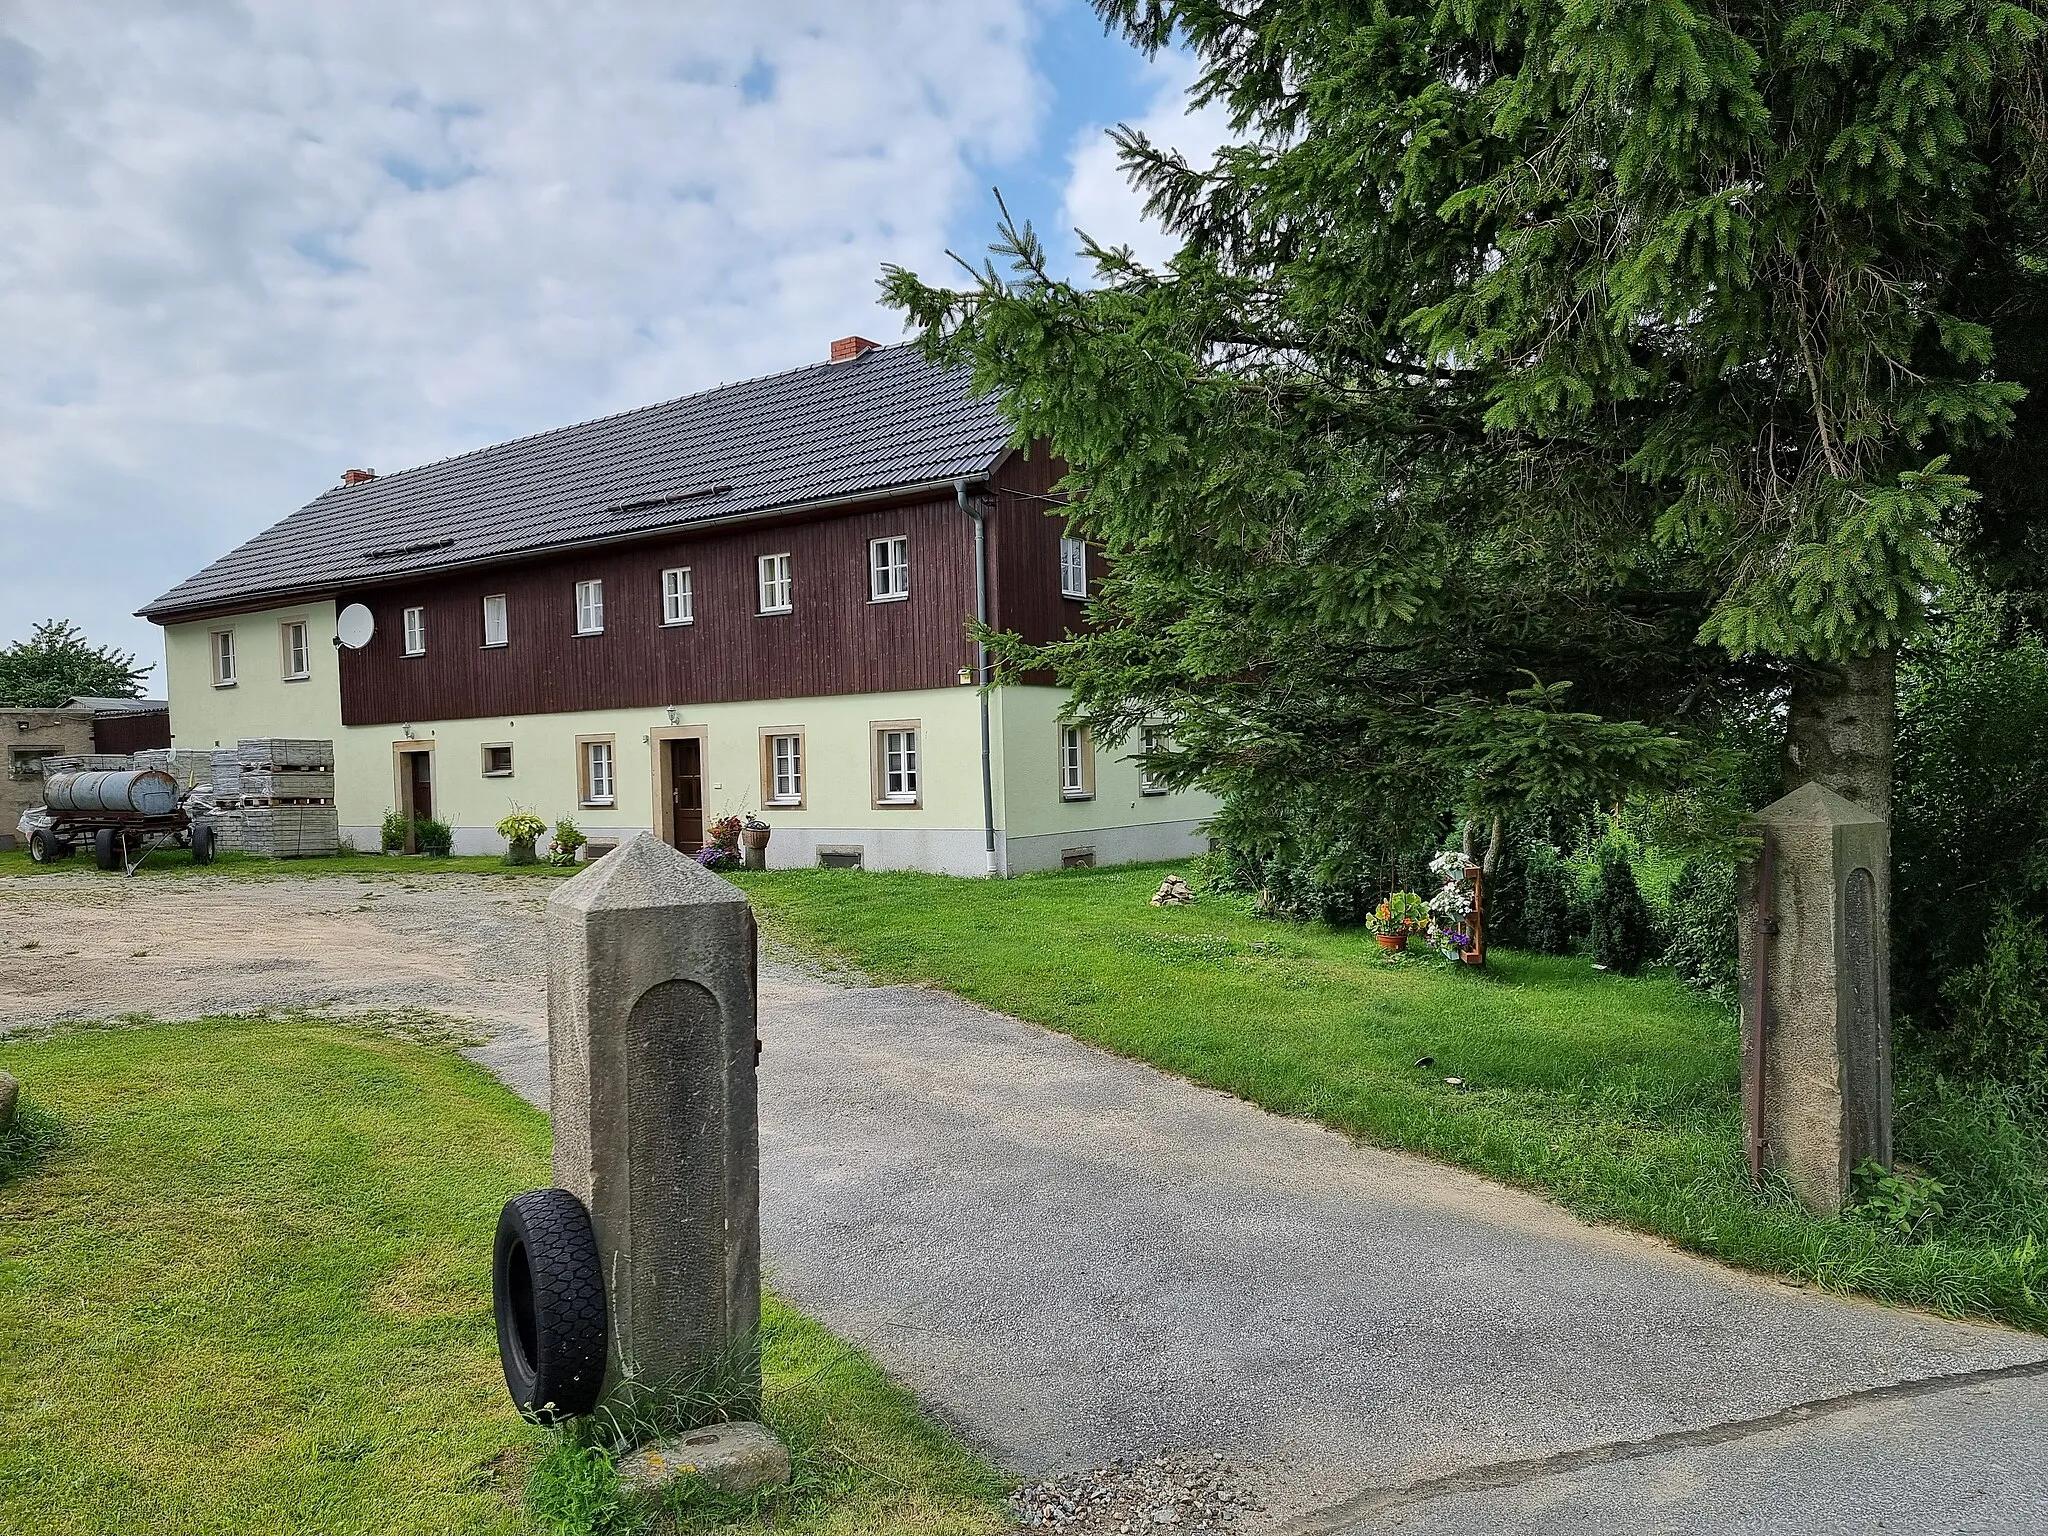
[829, 336, 880, 363]
[340, 468, 377, 487]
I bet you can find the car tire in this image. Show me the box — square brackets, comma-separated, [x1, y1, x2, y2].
[93, 827, 120, 872]
[28, 829, 69, 863]
[190, 822, 216, 865]
[493, 1188, 608, 1423]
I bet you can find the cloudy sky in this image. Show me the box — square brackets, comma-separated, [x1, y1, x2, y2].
[0, 0, 1229, 681]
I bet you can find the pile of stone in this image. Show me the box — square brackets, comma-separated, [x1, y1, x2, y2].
[1013, 1452, 1263, 1533]
[41, 754, 136, 774]
[229, 739, 337, 857]
[1150, 875, 1197, 907]
[132, 748, 214, 789]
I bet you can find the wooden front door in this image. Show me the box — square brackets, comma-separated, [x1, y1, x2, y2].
[406, 750, 434, 821]
[667, 738, 703, 851]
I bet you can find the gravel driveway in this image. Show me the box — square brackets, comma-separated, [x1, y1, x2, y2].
[4, 869, 2045, 1532]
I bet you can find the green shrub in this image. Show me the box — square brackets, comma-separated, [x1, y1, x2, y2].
[1663, 858, 1739, 1000]
[1589, 850, 1654, 975]
[1516, 845, 1585, 955]
[549, 818, 587, 868]
[1893, 595, 2048, 1049]
[379, 809, 408, 854]
[412, 817, 453, 859]
[1933, 909, 2048, 1106]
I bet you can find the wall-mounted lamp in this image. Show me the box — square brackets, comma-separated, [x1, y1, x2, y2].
[957, 666, 974, 686]
[401, 723, 416, 740]
[666, 706, 681, 725]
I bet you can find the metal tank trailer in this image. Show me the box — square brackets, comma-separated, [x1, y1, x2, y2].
[23, 768, 218, 874]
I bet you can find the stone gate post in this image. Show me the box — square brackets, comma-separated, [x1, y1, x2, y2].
[546, 831, 762, 1406]
[1738, 783, 1892, 1214]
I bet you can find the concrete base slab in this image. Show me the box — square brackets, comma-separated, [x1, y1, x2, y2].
[616, 1421, 791, 1501]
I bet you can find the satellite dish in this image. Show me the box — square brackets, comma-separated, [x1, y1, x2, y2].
[335, 604, 375, 650]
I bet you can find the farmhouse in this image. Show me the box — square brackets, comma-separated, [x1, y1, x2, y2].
[141, 338, 1213, 874]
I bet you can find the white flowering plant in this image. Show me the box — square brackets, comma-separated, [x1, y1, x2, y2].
[1426, 849, 1478, 959]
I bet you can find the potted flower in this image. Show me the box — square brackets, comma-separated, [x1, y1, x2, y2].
[696, 814, 745, 871]
[497, 809, 547, 866]
[740, 813, 771, 869]
[547, 818, 587, 867]
[1370, 891, 1430, 952]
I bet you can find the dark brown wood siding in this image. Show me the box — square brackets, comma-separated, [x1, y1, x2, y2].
[337, 496, 978, 726]
[985, 445, 1085, 657]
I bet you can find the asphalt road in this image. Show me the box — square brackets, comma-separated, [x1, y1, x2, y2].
[754, 972, 2048, 1531]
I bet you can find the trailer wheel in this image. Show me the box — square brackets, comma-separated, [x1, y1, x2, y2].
[493, 1189, 608, 1423]
[93, 827, 120, 872]
[28, 829, 70, 863]
[190, 822, 216, 866]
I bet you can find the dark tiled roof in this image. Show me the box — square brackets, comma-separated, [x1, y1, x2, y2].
[141, 343, 1012, 619]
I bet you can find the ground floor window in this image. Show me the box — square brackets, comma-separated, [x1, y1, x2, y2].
[579, 736, 616, 807]
[1140, 725, 1170, 795]
[281, 620, 310, 679]
[873, 723, 920, 806]
[1060, 724, 1094, 800]
[482, 743, 513, 777]
[763, 730, 804, 807]
[211, 628, 237, 686]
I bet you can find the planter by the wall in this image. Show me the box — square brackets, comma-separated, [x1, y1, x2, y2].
[505, 838, 537, 866]
[741, 823, 770, 871]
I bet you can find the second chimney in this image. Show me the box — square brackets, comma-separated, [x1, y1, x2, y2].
[829, 336, 880, 363]
[340, 468, 378, 487]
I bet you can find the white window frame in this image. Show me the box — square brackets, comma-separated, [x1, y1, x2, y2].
[875, 724, 920, 806]
[661, 566, 694, 626]
[211, 629, 237, 688]
[1139, 725, 1170, 796]
[280, 619, 311, 680]
[1059, 536, 1088, 600]
[402, 606, 426, 657]
[766, 732, 803, 806]
[482, 594, 509, 648]
[580, 737, 616, 807]
[575, 579, 605, 636]
[1060, 725, 1094, 800]
[757, 552, 793, 615]
[869, 535, 910, 602]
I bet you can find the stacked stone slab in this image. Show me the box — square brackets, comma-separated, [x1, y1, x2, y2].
[234, 739, 337, 857]
[132, 748, 214, 790]
[42, 754, 135, 774]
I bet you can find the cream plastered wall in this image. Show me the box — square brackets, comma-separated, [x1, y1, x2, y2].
[991, 685, 1218, 842]
[330, 684, 991, 850]
[164, 602, 345, 750]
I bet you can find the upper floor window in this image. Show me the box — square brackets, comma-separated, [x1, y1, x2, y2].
[575, 579, 605, 635]
[875, 724, 920, 805]
[1060, 725, 1094, 800]
[1060, 536, 1088, 600]
[281, 620, 311, 680]
[482, 594, 509, 647]
[211, 629, 237, 687]
[662, 567, 693, 626]
[869, 535, 909, 602]
[402, 606, 426, 657]
[758, 553, 792, 615]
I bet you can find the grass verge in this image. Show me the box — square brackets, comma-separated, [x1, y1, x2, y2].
[0, 1018, 1008, 1535]
[0, 847, 576, 880]
[736, 861, 2048, 1333]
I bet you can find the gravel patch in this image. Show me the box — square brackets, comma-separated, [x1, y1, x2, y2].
[1013, 1451, 1268, 1533]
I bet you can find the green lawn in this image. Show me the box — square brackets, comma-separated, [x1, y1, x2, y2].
[0, 848, 575, 880]
[0, 1019, 1008, 1536]
[735, 861, 2048, 1333]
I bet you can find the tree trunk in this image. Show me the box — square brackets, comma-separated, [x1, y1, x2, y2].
[1782, 650, 1896, 820]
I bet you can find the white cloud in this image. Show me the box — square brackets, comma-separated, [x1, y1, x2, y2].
[1055, 47, 1233, 273]
[0, 0, 1047, 673]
